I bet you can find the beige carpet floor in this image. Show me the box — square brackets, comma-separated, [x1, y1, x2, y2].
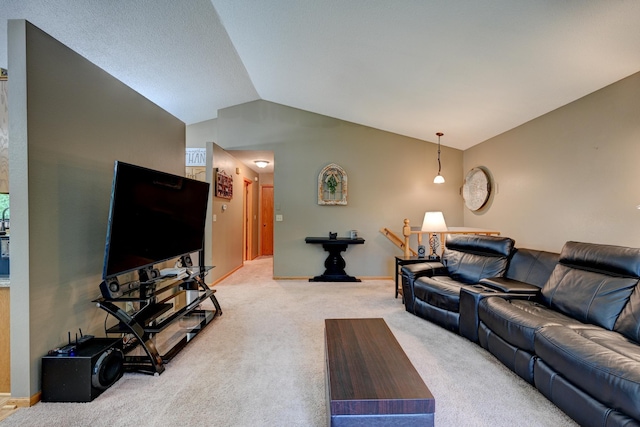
[1, 256, 576, 426]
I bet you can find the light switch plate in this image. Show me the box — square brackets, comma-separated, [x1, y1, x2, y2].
[276, 215, 283, 222]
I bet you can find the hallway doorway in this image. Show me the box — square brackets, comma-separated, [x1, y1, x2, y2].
[243, 179, 253, 261]
[261, 185, 274, 256]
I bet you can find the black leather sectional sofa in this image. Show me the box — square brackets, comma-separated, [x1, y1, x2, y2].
[401, 236, 640, 427]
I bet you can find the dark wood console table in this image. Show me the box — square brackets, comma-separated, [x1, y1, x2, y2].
[305, 237, 364, 282]
[325, 318, 435, 426]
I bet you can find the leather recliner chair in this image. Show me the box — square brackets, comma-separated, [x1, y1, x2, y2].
[401, 234, 515, 332]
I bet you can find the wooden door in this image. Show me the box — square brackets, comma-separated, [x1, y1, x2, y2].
[261, 185, 274, 255]
[243, 179, 253, 261]
[0, 288, 9, 393]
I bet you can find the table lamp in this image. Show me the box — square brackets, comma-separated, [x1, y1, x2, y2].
[421, 212, 448, 258]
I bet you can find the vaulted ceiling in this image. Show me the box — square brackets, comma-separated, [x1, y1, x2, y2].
[2, 1, 640, 150]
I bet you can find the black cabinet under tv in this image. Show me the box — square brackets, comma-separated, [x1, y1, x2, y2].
[94, 265, 221, 375]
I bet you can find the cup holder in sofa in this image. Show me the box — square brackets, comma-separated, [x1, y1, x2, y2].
[471, 284, 498, 293]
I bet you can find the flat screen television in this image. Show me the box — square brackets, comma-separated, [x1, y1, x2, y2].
[102, 161, 210, 280]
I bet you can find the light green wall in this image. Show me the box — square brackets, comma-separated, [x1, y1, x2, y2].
[8, 20, 186, 399]
[189, 77, 640, 281]
[207, 143, 259, 283]
[463, 71, 640, 252]
[216, 100, 464, 278]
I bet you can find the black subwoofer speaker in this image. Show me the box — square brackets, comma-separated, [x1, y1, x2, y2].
[41, 338, 124, 402]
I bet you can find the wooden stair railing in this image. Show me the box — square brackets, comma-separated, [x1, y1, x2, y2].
[379, 227, 417, 256]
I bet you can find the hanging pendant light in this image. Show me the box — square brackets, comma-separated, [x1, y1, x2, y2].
[433, 132, 445, 184]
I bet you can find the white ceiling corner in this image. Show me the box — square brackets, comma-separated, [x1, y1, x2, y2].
[1, 0, 640, 150]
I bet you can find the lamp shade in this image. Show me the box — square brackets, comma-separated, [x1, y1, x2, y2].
[421, 211, 448, 232]
[433, 174, 445, 184]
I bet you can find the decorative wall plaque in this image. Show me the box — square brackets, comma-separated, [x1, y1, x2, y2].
[318, 163, 347, 205]
[462, 167, 491, 211]
[215, 169, 233, 199]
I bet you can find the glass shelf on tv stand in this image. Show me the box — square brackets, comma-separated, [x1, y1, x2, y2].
[98, 266, 215, 302]
[93, 265, 221, 375]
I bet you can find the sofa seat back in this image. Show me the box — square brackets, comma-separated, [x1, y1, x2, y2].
[443, 234, 515, 284]
[541, 241, 640, 332]
[504, 248, 559, 288]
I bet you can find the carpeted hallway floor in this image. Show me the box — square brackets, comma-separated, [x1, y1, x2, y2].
[1, 256, 576, 426]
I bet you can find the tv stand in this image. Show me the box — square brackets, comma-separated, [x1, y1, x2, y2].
[94, 264, 221, 375]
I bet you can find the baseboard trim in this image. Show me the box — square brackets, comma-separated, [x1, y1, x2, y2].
[273, 276, 392, 281]
[7, 391, 40, 407]
[210, 265, 243, 286]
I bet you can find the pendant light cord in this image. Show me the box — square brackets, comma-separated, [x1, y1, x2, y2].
[436, 132, 443, 174]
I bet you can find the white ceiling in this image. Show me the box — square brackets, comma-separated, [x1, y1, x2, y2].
[2, 0, 640, 150]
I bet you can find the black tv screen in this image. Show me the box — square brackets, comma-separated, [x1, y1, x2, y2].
[102, 161, 210, 279]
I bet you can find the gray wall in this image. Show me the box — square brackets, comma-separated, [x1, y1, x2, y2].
[463, 71, 640, 252]
[208, 143, 259, 283]
[216, 100, 464, 278]
[8, 20, 186, 399]
[0, 79, 8, 192]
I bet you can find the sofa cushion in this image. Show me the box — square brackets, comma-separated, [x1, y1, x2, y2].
[541, 265, 637, 330]
[443, 235, 515, 284]
[401, 262, 447, 280]
[557, 241, 640, 278]
[504, 248, 559, 288]
[615, 288, 640, 343]
[478, 297, 583, 352]
[540, 241, 640, 331]
[414, 276, 464, 312]
[478, 277, 541, 294]
[535, 325, 640, 422]
[445, 234, 515, 257]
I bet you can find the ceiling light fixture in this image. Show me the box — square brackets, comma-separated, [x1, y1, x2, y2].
[433, 132, 445, 184]
[254, 160, 269, 168]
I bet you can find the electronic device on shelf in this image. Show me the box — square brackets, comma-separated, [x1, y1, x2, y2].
[159, 267, 189, 280]
[49, 329, 96, 356]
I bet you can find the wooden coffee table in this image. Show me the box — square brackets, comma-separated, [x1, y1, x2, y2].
[324, 318, 435, 426]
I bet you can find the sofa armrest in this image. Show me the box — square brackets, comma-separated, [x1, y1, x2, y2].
[401, 262, 447, 313]
[459, 285, 539, 343]
[401, 262, 447, 279]
[479, 277, 542, 294]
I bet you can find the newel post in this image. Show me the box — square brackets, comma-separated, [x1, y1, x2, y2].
[402, 219, 411, 257]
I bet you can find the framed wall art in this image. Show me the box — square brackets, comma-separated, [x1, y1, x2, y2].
[462, 166, 491, 211]
[318, 163, 347, 205]
[216, 168, 233, 199]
